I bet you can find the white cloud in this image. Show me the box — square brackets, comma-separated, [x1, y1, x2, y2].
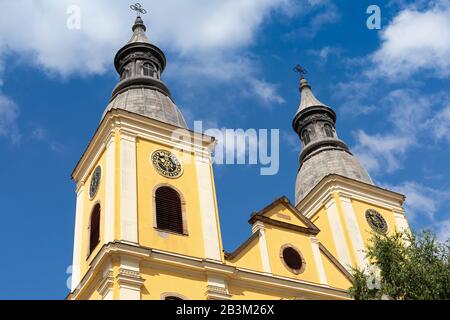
[281, 131, 301, 152]
[382, 181, 450, 241]
[370, 1, 450, 80]
[0, 0, 298, 134]
[0, 0, 292, 77]
[0, 93, 20, 143]
[426, 104, 450, 142]
[436, 220, 450, 242]
[351, 89, 433, 174]
[249, 79, 285, 105]
[353, 130, 412, 173]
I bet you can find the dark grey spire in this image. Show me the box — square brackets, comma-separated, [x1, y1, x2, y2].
[293, 76, 373, 204]
[102, 15, 187, 129]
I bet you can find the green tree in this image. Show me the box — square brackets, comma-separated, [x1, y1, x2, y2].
[349, 230, 449, 300]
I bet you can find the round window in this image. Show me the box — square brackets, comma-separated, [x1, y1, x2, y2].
[281, 245, 305, 274]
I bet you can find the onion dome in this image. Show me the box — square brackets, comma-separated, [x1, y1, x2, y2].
[102, 16, 187, 128]
[292, 76, 373, 204]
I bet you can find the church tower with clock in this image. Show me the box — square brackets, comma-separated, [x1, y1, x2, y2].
[67, 6, 411, 300]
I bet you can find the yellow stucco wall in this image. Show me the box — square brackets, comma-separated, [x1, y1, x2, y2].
[264, 204, 308, 228]
[320, 251, 352, 289]
[141, 266, 207, 300]
[135, 136, 206, 258]
[264, 225, 320, 283]
[228, 284, 291, 300]
[225, 237, 263, 272]
[80, 149, 107, 277]
[350, 198, 399, 247]
[310, 206, 338, 262]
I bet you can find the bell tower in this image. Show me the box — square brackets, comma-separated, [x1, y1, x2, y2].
[292, 72, 410, 271]
[69, 8, 224, 300]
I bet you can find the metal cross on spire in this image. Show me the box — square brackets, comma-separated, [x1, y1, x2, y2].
[130, 3, 147, 17]
[293, 65, 308, 79]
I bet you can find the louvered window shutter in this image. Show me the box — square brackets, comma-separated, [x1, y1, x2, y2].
[89, 204, 101, 254]
[155, 187, 184, 234]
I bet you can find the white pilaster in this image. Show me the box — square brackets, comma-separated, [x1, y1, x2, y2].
[252, 221, 272, 274]
[324, 196, 352, 270]
[205, 275, 231, 300]
[394, 210, 410, 233]
[310, 236, 328, 285]
[120, 133, 138, 243]
[117, 256, 144, 300]
[97, 261, 114, 300]
[339, 195, 368, 268]
[104, 134, 116, 244]
[71, 184, 85, 292]
[195, 155, 221, 261]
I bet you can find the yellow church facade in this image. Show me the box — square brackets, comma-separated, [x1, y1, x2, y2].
[67, 12, 410, 301]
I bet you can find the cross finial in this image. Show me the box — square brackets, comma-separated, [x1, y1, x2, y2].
[130, 3, 147, 17]
[293, 65, 307, 79]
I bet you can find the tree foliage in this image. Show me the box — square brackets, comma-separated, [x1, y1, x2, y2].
[349, 230, 449, 300]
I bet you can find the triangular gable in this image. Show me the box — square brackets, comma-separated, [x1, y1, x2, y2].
[248, 196, 320, 235]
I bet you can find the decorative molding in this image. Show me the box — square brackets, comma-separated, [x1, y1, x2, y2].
[249, 214, 319, 235]
[299, 174, 406, 219]
[97, 271, 114, 299]
[205, 285, 232, 300]
[72, 109, 215, 183]
[67, 241, 350, 300]
[251, 196, 320, 233]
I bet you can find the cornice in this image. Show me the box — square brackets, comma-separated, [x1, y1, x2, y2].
[71, 109, 216, 183]
[298, 174, 406, 219]
[67, 241, 349, 300]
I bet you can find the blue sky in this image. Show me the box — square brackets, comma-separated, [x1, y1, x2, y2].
[0, 0, 449, 299]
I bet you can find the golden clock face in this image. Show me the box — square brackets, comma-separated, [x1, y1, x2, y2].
[151, 150, 183, 179]
[365, 209, 388, 234]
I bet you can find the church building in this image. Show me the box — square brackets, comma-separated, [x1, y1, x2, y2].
[67, 11, 410, 300]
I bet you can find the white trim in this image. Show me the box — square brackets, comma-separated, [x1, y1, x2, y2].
[71, 184, 85, 292]
[104, 134, 116, 244]
[324, 196, 352, 270]
[117, 257, 144, 300]
[299, 176, 405, 220]
[339, 195, 368, 269]
[310, 236, 328, 285]
[206, 275, 231, 300]
[195, 155, 221, 261]
[68, 242, 350, 300]
[253, 221, 272, 274]
[120, 132, 138, 243]
[72, 110, 215, 183]
[394, 210, 410, 233]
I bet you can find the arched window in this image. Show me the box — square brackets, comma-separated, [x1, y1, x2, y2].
[165, 296, 183, 301]
[121, 67, 130, 80]
[89, 203, 101, 255]
[143, 63, 154, 77]
[155, 187, 184, 234]
[324, 123, 334, 138]
[301, 130, 311, 145]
